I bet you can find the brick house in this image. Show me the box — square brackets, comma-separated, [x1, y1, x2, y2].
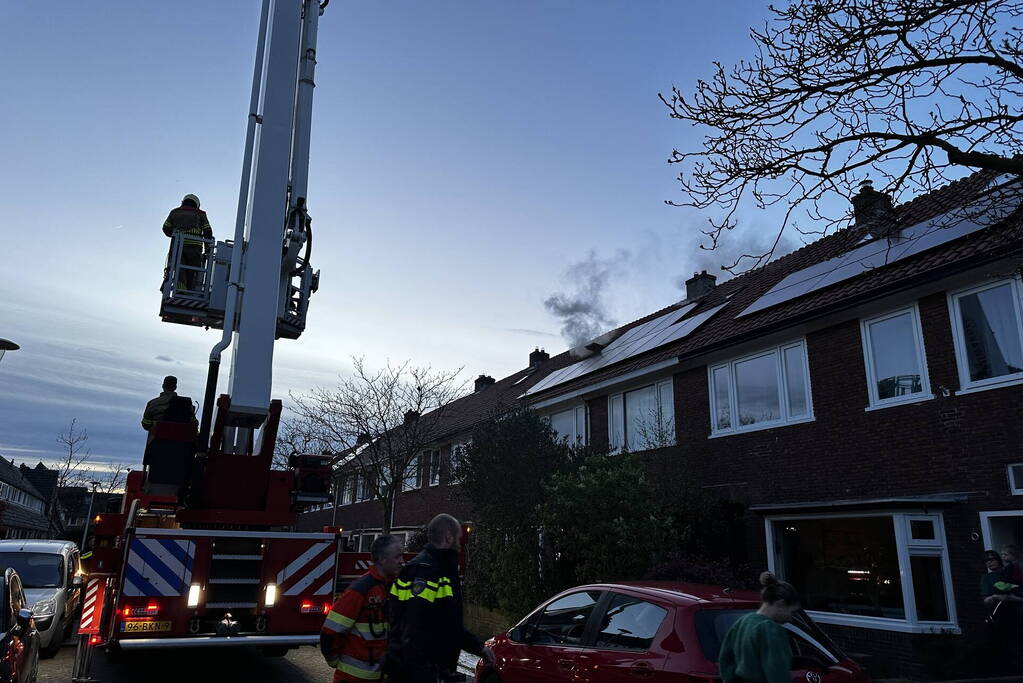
[0, 458, 51, 539]
[298, 169, 1022, 676]
[522, 170, 1023, 677]
[296, 348, 571, 551]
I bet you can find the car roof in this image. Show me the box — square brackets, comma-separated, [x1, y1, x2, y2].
[0, 540, 76, 554]
[570, 581, 761, 606]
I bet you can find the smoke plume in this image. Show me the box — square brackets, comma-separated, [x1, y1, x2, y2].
[544, 250, 626, 348]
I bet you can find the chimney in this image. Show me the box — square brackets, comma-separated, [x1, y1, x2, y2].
[403, 410, 420, 424]
[529, 347, 550, 367]
[685, 270, 717, 300]
[852, 179, 898, 237]
[474, 374, 496, 392]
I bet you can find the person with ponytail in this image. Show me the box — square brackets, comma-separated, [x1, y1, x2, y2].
[718, 571, 801, 683]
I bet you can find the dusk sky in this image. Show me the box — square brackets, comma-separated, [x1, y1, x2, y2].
[0, 1, 799, 476]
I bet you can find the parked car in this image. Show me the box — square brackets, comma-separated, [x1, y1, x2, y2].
[475, 582, 870, 682]
[0, 568, 39, 682]
[0, 541, 81, 659]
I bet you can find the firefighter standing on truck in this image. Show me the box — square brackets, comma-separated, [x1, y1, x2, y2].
[163, 193, 213, 290]
[321, 535, 405, 682]
[388, 514, 495, 682]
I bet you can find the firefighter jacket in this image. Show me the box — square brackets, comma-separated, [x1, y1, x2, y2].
[321, 566, 392, 682]
[162, 205, 213, 246]
[387, 544, 483, 679]
[141, 391, 176, 431]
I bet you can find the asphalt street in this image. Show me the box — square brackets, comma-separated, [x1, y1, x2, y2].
[41, 639, 480, 682]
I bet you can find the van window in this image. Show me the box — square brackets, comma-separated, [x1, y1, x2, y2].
[0, 553, 65, 588]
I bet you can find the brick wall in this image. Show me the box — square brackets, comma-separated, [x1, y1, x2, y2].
[586, 289, 1023, 678]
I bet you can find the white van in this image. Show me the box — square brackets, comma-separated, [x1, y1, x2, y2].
[0, 540, 81, 658]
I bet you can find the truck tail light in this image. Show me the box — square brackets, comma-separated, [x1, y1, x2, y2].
[187, 584, 202, 608]
[123, 603, 159, 618]
[265, 583, 278, 607]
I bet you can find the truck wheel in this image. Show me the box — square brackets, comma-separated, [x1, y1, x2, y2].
[260, 646, 290, 657]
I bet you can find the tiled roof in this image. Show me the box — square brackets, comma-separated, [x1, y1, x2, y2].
[526, 169, 1023, 401]
[19, 464, 57, 502]
[0, 459, 45, 501]
[0, 503, 49, 532]
[423, 353, 580, 443]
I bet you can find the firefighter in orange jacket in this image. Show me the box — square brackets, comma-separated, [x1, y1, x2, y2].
[321, 535, 405, 682]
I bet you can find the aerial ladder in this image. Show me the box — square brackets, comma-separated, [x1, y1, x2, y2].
[74, 2, 341, 676]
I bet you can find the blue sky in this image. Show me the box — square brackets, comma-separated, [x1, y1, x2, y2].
[0, 1, 791, 474]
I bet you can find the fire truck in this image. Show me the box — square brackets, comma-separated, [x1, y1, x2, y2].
[75, 0, 347, 662]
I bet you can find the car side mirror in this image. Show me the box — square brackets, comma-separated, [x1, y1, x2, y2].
[72, 575, 83, 588]
[15, 609, 32, 631]
[510, 625, 535, 644]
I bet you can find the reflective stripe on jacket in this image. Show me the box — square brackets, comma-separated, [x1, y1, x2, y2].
[321, 567, 391, 682]
[387, 544, 483, 676]
[163, 205, 213, 246]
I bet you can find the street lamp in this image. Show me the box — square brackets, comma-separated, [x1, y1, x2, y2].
[0, 339, 18, 364]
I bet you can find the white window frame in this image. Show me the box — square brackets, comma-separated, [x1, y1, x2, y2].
[1008, 463, 1023, 495]
[709, 339, 814, 437]
[947, 276, 1023, 395]
[860, 304, 933, 410]
[427, 450, 441, 487]
[765, 511, 958, 634]
[402, 455, 421, 492]
[547, 405, 588, 446]
[608, 379, 674, 452]
[448, 442, 465, 484]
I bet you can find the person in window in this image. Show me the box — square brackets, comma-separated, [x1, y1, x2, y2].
[982, 550, 1005, 602]
[718, 572, 800, 683]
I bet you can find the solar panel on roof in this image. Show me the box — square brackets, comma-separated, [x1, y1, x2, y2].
[525, 302, 725, 396]
[738, 178, 1022, 318]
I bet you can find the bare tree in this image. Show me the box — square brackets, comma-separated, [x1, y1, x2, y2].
[661, 0, 1023, 272]
[54, 418, 90, 489]
[100, 463, 130, 494]
[289, 357, 466, 533]
[273, 415, 331, 471]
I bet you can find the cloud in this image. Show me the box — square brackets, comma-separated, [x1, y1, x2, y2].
[544, 250, 627, 348]
[155, 355, 176, 363]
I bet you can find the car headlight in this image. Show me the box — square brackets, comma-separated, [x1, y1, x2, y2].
[31, 599, 56, 618]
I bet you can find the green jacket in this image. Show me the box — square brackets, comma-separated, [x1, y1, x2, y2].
[719, 612, 791, 683]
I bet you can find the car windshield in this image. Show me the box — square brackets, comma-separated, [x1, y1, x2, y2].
[0, 552, 64, 588]
[694, 608, 845, 664]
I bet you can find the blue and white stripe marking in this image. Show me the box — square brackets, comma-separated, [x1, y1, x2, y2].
[124, 537, 196, 597]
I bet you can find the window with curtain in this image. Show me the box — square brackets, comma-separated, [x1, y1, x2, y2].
[950, 279, 1023, 390]
[861, 306, 931, 408]
[609, 379, 674, 451]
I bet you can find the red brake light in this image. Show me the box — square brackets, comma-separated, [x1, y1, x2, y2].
[89, 635, 101, 646]
[323, 602, 331, 615]
[123, 604, 159, 618]
[300, 601, 320, 614]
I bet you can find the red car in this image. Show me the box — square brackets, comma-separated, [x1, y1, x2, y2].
[474, 582, 870, 683]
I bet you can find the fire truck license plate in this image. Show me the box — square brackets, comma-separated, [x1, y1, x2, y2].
[121, 621, 172, 633]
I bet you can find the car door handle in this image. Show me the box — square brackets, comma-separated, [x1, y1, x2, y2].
[629, 661, 654, 677]
[557, 658, 575, 669]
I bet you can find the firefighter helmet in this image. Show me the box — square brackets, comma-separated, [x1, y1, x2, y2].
[182, 193, 201, 208]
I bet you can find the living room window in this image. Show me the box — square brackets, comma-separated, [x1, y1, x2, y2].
[948, 277, 1023, 393]
[766, 512, 956, 632]
[709, 340, 813, 436]
[608, 379, 674, 451]
[861, 305, 932, 409]
[549, 405, 587, 445]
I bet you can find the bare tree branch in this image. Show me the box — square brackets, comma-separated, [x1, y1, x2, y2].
[55, 418, 90, 489]
[662, 0, 1023, 272]
[287, 357, 467, 532]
